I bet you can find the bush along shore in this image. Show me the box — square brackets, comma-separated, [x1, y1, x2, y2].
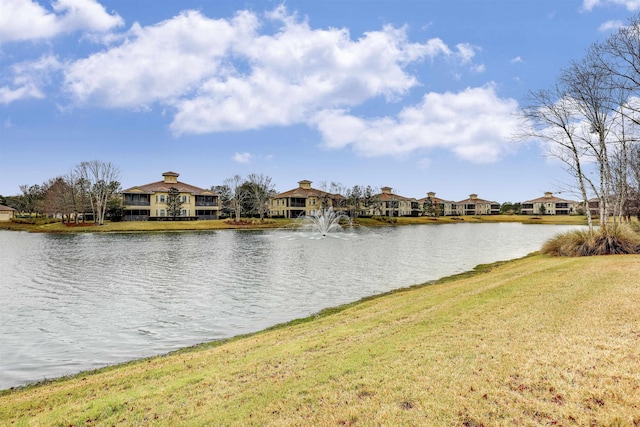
[1, 253, 639, 425]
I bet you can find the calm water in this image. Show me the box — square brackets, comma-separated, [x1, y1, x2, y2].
[0, 223, 581, 389]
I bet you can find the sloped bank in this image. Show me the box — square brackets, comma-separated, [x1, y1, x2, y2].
[1, 254, 639, 426]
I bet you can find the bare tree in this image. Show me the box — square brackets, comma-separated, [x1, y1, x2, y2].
[43, 177, 74, 222]
[560, 58, 621, 228]
[76, 160, 121, 225]
[246, 173, 276, 221]
[519, 86, 595, 230]
[223, 175, 249, 222]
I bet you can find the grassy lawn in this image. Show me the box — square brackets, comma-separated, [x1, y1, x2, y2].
[1, 254, 639, 426]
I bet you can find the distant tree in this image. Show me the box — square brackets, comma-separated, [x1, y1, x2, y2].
[4, 195, 23, 212]
[246, 173, 276, 221]
[224, 175, 249, 221]
[18, 184, 45, 219]
[105, 193, 123, 221]
[211, 184, 233, 218]
[500, 202, 522, 214]
[0, 195, 6, 205]
[166, 187, 184, 218]
[43, 177, 74, 222]
[347, 185, 364, 218]
[361, 185, 380, 216]
[66, 171, 91, 224]
[75, 160, 121, 225]
[520, 86, 594, 230]
[423, 197, 441, 217]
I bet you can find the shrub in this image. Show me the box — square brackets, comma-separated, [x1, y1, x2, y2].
[541, 224, 640, 256]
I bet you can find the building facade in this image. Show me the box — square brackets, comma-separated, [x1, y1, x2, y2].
[121, 172, 219, 221]
[0, 204, 16, 222]
[269, 180, 343, 218]
[417, 192, 457, 216]
[369, 187, 419, 217]
[521, 192, 577, 215]
[455, 194, 501, 216]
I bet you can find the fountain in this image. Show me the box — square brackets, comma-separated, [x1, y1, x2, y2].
[300, 208, 352, 238]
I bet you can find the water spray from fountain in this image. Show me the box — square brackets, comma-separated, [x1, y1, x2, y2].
[300, 207, 352, 238]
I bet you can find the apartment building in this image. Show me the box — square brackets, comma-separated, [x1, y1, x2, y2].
[521, 192, 577, 215]
[269, 180, 344, 218]
[121, 172, 219, 221]
[370, 187, 420, 217]
[455, 194, 501, 216]
[417, 192, 457, 216]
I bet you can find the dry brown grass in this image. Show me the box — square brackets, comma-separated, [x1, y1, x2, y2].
[2, 254, 640, 425]
[542, 224, 640, 256]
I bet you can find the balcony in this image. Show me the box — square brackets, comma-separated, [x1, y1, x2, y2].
[124, 195, 150, 206]
[195, 196, 218, 207]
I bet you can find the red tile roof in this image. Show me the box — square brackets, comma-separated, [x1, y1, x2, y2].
[123, 180, 215, 196]
[523, 195, 576, 204]
[273, 187, 334, 199]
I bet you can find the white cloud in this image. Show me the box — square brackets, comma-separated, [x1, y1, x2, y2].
[170, 22, 454, 134]
[0, 0, 123, 43]
[598, 20, 625, 31]
[583, 0, 640, 10]
[64, 10, 258, 109]
[455, 43, 477, 63]
[59, 7, 466, 134]
[233, 152, 253, 164]
[0, 55, 61, 104]
[510, 56, 523, 64]
[312, 84, 521, 163]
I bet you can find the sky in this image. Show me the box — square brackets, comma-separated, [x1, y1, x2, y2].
[1, 0, 639, 203]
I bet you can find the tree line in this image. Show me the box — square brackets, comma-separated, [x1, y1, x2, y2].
[520, 14, 640, 234]
[2, 160, 121, 225]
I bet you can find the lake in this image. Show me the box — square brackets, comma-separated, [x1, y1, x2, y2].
[0, 223, 581, 389]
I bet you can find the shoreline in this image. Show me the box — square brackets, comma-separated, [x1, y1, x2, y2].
[2, 252, 638, 425]
[0, 214, 588, 234]
[0, 254, 516, 394]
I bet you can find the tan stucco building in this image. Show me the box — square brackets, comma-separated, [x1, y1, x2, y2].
[0, 204, 16, 222]
[270, 180, 344, 218]
[454, 194, 501, 216]
[521, 192, 577, 215]
[417, 192, 457, 216]
[367, 187, 419, 217]
[121, 172, 219, 221]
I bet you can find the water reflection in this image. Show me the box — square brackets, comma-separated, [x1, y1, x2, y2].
[0, 223, 582, 389]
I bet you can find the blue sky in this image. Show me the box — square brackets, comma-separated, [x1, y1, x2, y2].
[1, 0, 638, 202]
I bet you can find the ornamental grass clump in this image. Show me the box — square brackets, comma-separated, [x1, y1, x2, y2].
[541, 224, 640, 256]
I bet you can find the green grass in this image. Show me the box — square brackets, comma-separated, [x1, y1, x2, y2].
[2, 254, 639, 426]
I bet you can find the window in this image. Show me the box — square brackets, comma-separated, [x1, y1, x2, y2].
[160, 195, 165, 203]
[182, 196, 187, 203]
[160, 209, 165, 217]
